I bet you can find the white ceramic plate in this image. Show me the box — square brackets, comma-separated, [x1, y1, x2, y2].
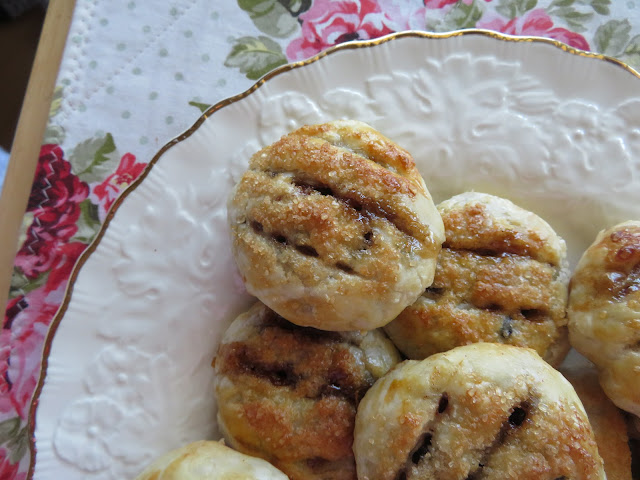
[31, 31, 640, 479]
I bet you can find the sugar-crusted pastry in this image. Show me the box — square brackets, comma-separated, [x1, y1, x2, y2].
[133, 440, 288, 480]
[384, 192, 570, 366]
[213, 302, 402, 480]
[353, 343, 606, 480]
[561, 365, 632, 480]
[228, 120, 444, 331]
[568, 220, 640, 417]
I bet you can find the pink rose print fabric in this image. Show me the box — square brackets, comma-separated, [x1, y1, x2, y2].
[287, 0, 429, 61]
[90, 153, 147, 221]
[286, 0, 396, 60]
[16, 145, 89, 279]
[0, 449, 25, 480]
[478, 8, 590, 51]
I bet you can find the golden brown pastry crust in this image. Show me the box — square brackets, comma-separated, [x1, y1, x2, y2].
[561, 365, 632, 480]
[568, 220, 640, 417]
[353, 343, 606, 480]
[133, 440, 289, 479]
[213, 302, 401, 480]
[384, 192, 570, 366]
[228, 120, 444, 331]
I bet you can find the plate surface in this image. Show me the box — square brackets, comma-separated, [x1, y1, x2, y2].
[32, 31, 640, 479]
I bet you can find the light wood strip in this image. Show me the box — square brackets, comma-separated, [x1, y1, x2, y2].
[0, 0, 77, 314]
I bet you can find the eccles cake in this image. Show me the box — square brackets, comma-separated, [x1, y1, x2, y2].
[228, 121, 445, 331]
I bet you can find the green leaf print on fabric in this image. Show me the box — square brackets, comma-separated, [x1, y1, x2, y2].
[49, 86, 63, 118]
[549, 0, 610, 14]
[280, 0, 311, 17]
[188, 100, 213, 113]
[9, 267, 48, 299]
[496, 0, 538, 20]
[428, 0, 484, 32]
[621, 34, 640, 69]
[590, 0, 611, 16]
[72, 200, 102, 243]
[43, 85, 66, 144]
[238, 0, 301, 38]
[548, 7, 592, 32]
[0, 418, 28, 463]
[7, 426, 28, 463]
[71, 133, 120, 184]
[43, 124, 66, 145]
[548, 0, 573, 7]
[225, 36, 288, 80]
[594, 19, 632, 55]
[0, 418, 20, 445]
[547, 0, 610, 32]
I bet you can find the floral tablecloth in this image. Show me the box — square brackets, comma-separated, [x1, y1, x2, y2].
[2, 0, 640, 478]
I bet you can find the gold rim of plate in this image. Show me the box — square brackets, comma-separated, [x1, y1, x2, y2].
[25, 28, 640, 478]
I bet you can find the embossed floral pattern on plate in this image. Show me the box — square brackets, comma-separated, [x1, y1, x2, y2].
[31, 32, 640, 479]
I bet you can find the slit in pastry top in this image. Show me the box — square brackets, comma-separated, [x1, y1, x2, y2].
[353, 343, 606, 480]
[384, 192, 570, 367]
[228, 120, 445, 331]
